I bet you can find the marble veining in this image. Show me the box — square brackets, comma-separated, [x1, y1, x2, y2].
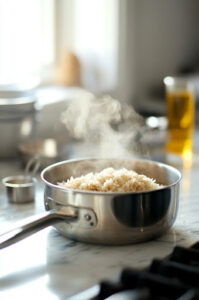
[0, 158, 199, 299]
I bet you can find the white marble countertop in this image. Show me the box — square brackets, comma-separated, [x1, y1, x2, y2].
[0, 153, 199, 300]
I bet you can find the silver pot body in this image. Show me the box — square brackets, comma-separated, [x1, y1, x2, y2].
[0, 96, 37, 158]
[0, 113, 36, 158]
[42, 158, 181, 245]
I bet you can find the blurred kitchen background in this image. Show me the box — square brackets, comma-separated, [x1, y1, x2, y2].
[1, 0, 199, 163]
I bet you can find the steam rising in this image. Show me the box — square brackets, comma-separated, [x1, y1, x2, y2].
[61, 91, 146, 158]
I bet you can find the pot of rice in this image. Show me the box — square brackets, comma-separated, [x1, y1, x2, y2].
[0, 158, 181, 248]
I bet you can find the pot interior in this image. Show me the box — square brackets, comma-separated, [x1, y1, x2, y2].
[42, 158, 181, 190]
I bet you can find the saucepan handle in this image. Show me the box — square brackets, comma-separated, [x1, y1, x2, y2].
[0, 207, 77, 249]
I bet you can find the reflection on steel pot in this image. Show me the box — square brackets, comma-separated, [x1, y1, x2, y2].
[0, 111, 36, 158]
[0, 158, 181, 248]
[0, 79, 38, 158]
[0, 97, 37, 158]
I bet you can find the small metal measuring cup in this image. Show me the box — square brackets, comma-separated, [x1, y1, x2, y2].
[2, 156, 40, 204]
[2, 175, 37, 203]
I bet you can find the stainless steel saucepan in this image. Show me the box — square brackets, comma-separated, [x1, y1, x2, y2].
[0, 158, 181, 248]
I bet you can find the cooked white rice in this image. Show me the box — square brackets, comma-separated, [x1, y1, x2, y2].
[58, 167, 163, 192]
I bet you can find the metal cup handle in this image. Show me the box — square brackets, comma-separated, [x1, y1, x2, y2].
[0, 207, 77, 249]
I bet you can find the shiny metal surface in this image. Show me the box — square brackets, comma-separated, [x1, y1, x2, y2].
[0, 158, 181, 248]
[0, 113, 37, 158]
[2, 175, 36, 203]
[0, 97, 36, 114]
[0, 85, 37, 157]
[0, 207, 77, 249]
[42, 158, 181, 245]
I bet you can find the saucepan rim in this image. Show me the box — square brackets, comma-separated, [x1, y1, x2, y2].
[41, 157, 181, 196]
[2, 175, 36, 188]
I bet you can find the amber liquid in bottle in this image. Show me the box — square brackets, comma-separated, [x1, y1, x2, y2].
[166, 90, 195, 155]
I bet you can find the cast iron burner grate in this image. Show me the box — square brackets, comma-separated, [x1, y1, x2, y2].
[71, 242, 199, 300]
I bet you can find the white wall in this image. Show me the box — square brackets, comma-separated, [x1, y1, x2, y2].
[73, 0, 119, 93]
[116, 0, 199, 109]
[56, 0, 199, 112]
[56, 0, 119, 94]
